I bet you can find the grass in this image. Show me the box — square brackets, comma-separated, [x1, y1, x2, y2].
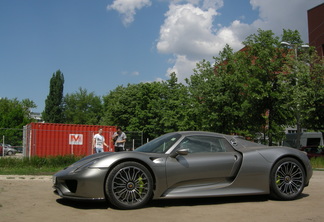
[309, 157, 324, 170]
[0, 155, 83, 175]
[0, 155, 323, 175]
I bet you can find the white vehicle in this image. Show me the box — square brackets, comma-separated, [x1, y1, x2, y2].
[284, 132, 324, 148]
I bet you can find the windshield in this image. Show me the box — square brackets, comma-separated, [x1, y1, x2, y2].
[134, 133, 182, 153]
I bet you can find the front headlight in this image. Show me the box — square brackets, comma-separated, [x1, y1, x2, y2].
[73, 159, 98, 173]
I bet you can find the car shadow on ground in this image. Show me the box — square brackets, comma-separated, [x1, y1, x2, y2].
[148, 195, 270, 208]
[56, 199, 109, 209]
[56, 195, 271, 210]
[55, 193, 310, 210]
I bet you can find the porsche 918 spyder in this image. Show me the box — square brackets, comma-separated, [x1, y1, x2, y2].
[53, 131, 312, 209]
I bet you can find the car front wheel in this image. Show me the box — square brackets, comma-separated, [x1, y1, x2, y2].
[105, 161, 153, 209]
[270, 158, 305, 200]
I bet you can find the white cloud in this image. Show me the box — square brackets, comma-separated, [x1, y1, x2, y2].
[157, 3, 244, 81]
[131, 71, 140, 76]
[108, 0, 322, 82]
[157, 4, 222, 59]
[171, 0, 224, 10]
[156, 0, 323, 82]
[107, 0, 152, 26]
[166, 55, 198, 82]
[121, 71, 140, 76]
[249, 0, 323, 41]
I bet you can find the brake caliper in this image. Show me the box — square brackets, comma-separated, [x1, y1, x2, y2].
[138, 176, 144, 195]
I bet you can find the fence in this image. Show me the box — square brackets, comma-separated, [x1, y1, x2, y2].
[0, 128, 24, 156]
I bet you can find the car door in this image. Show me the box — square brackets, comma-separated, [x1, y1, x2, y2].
[165, 135, 242, 195]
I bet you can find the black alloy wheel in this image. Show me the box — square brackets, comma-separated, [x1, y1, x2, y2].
[105, 161, 153, 209]
[270, 157, 305, 200]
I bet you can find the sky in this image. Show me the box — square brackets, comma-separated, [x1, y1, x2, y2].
[0, 0, 323, 113]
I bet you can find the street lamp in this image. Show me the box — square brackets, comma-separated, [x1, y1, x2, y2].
[281, 41, 309, 59]
[281, 41, 309, 48]
[280, 42, 309, 149]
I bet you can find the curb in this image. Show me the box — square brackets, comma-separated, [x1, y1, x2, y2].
[313, 168, 324, 171]
[0, 175, 52, 181]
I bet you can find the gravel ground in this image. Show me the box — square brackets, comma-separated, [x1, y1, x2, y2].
[0, 171, 323, 222]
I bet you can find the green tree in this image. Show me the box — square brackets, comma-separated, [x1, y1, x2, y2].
[304, 54, 324, 131]
[186, 59, 224, 132]
[102, 74, 191, 139]
[126, 82, 166, 138]
[102, 82, 164, 139]
[187, 47, 253, 135]
[165, 73, 194, 130]
[241, 29, 291, 145]
[101, 28, 322, 144]
[147, 73, 193, 136]
[63, 88, 103, 125]
[101, 84, 138, 128]
[280, 41, 324, 134]
[0, 98, 35, 145]
[187, 29, 309, 145]
[21, 99, 37, 113]
[42, 70, 65, 123]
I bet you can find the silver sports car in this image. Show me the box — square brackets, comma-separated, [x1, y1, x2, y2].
[53, 131, 312, 209]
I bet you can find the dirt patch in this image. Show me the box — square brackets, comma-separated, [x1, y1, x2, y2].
[0, 171, 323, 222]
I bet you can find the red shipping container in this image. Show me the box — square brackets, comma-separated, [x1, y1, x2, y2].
[25, 123, 116, 157]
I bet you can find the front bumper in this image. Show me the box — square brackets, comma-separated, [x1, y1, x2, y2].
[53, 167, 108, 200]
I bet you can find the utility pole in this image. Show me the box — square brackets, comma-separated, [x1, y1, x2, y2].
[2, 135, 4, 157]
[281, 42, 309, 149]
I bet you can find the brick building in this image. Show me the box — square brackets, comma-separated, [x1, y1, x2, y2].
[308, 3, 324, 57]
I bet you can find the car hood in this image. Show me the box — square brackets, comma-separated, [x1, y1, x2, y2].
[65, 152, 115, 169]
[64, 151, 167, 171]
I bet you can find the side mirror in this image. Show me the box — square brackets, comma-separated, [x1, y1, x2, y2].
[170, 149, 189, 158]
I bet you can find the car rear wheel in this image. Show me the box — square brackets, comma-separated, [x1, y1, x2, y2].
[270, 157, 305, 200]
[7, 151, 13, 156]
[105, 161, 153, 209]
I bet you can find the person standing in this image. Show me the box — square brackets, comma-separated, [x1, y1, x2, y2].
[93, 128, 109, 153]
[112, 127, 127, 152]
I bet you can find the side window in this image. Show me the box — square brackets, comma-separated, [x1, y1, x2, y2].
[176, 136, 234, 153]
[219, 138, 235, 152]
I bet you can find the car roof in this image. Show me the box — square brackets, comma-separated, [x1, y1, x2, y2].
[172, 131, 228, 137]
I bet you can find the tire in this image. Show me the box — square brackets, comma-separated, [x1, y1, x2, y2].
[7, 151, 13, 156]
[270, 158, 305, 200]
[105, 161, 153, 209]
